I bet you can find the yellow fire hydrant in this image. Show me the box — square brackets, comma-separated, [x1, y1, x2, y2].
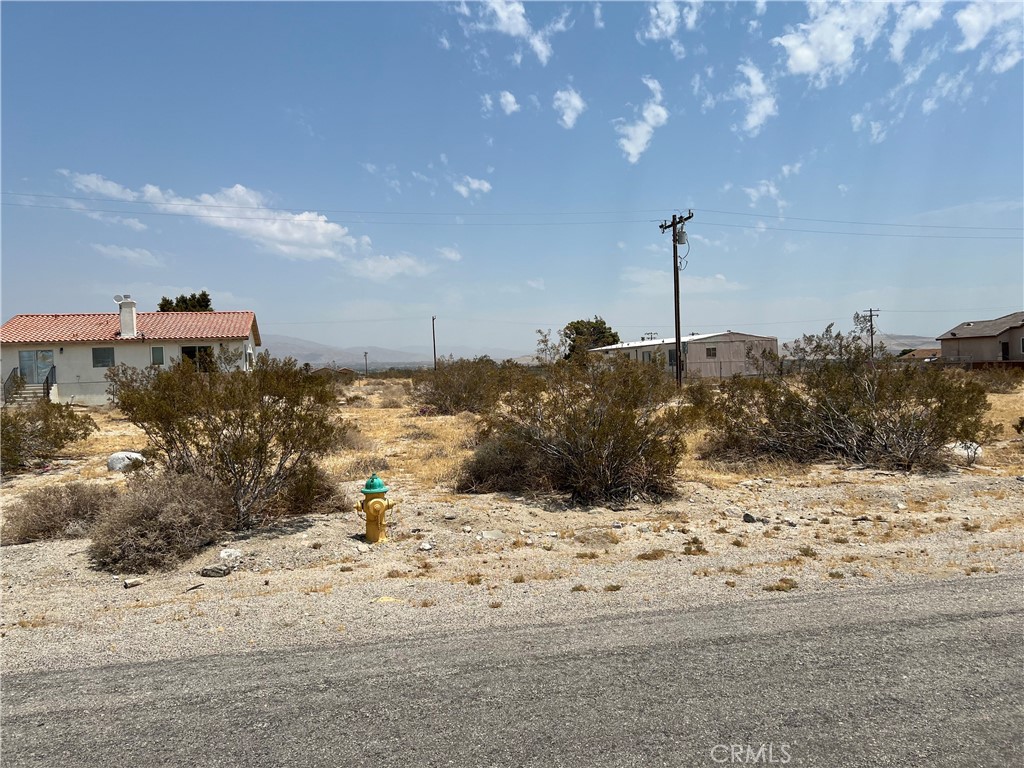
[356, 473, 395, 544]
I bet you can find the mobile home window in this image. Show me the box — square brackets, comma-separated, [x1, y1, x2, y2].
[92, 347, 115, 368]
[151, 347, 164, 366]
[705, 347, 717, 359]
[642, 351, 653, 363]
[668, 349, 677, 365]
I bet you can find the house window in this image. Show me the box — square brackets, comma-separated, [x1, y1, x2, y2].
[92, 347, 115, 368]
[151, 347, 164, 366]
[642, 351, 653, 363]
[181, 345, 214, 371]
[668, 349, 677, 365]
[706, 347, 717, 359]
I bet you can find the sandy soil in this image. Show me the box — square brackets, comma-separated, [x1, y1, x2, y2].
[2, 385, 1022, 673]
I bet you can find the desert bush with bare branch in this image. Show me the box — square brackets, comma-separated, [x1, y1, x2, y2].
[2, 482, 117, 545]
[704, 320, 997, 470]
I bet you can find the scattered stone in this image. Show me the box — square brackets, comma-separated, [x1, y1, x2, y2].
[738, 480, 757, 488]
[462, 525, 473, 533]
[356, 544, 371, 554]
[783, 519, 797, 528]
[200, 563, 232, 578]
[637, 523, 652, 533]
[339, 566, 353, 573]
[688, 498, 696, 504]
[122, 578, 144, 589]
[219, 548, 243, 560]
[419, 542, 433, 551]
[107, 451, 146, 472]
[742, 512, 758, 523]
[611, 521, 624, 529]
[895, 502, 908, 511]
[525, 538, 534, 546]
[545, 531, 558, 538]
[481, 530, 505, 540]
[853, 515, 870, 522]
[443, 512, 457, 520]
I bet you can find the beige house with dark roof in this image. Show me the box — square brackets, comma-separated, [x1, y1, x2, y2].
[1, 296, 261, 405]
[936, 311, 1024, 365]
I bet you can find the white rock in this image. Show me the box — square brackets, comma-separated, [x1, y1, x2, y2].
[107, 451, 145, 472]
[946, 441, 983, 461]
[545, 531, 558, 538]
[481, 530, 505, 540]
[895, 503, 908, 511]
[356, 544, 371, 554]
[220, 548, 243, 560]
[419, 542, 433, 551]
[462, 525, 473, 533]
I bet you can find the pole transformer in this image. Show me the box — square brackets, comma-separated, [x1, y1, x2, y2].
[660, 210, 694, 387]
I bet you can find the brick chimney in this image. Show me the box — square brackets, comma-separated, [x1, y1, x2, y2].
[117, 295, 138, 338]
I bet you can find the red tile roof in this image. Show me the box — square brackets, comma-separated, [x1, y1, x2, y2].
[1, 312, 261, 345]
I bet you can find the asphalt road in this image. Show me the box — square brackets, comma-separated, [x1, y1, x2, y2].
[3, 574, 1021, 768]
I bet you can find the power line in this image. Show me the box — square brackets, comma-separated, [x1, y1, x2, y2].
[3, 190, 1022, 231]
[3, 199, 1021, 240]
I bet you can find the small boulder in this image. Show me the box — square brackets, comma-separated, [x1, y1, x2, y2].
[481, 530, 505, 540]
[200, 563, 232, 578]
[220, 548, 243, 561]
[107, 451, 146, 472]
[742, 512, 758, 523]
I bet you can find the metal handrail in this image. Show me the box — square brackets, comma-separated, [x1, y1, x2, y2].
[3, 367, 22, 404]
[43, 365, 56, 400]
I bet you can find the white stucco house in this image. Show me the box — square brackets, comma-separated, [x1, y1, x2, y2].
[1, 296, 261, 405]
[590, 331, 778, 378]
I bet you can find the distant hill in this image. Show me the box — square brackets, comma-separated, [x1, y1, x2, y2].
[783, 333, 937, 353]
[260, 334, 531, 369]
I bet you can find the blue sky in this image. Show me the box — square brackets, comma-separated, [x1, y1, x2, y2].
[2, 1, 1022, 356]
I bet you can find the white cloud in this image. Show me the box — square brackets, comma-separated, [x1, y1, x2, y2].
[638, 1, 687, 59]
[594, 2, 605, 29]
[526, 278, 545, 290]
[851, 112, 865, 131]
[439, 33, 451, 50]
[621, 267, 744, 296]
[729, 60, 778, 136]
[837, 183, 850, 196]
[347, 253, 432, 281]
[956, 1, 1023, 73]
[868, 121, 887, 144]
[453, 175, 493, 198]
[437, 246, 463, 262]
[470, 0, 571, 65]
[614, 76, 669, 164]
[92, 243, 163, 268]
[781, 162, 802, 178]
[890, 2, 944, 63]
[742, 179, 786, 212]
[755, 0, 767, 16]
[65, 173, 431, 277]
[481, 93, 494, 116]
[59, 169, 137, 201]
[553, 86, 587, 129]
[772, 2, 892, 87]
[499, 90, 521, 114]
[682, 0, 703, 31]
[921, 68, 974, 113]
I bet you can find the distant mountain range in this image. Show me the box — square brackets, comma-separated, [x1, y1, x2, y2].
[260, 334, 529, 369]
[783, 333, 937, 352]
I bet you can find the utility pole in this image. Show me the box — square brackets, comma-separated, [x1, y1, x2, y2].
[363, 351, 368, 377]
[660, 210, 694, 387]
[863, 308, 879, 357]
[432, 315, 438, 370]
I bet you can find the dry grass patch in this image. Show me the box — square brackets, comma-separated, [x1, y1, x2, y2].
[764, 577, 798, 592]
[636, 548, 671, 561]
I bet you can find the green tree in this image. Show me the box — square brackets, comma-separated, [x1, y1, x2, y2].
[158, 291, 213, 312]
[561, 316, 620, 360]
[106, 351, 345, 528]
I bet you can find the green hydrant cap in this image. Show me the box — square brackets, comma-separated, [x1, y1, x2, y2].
[361, 473, 390, 494]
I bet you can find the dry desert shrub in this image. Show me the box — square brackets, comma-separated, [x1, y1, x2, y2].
[1, 482, 117, 545]
[88, 471, 233, 573]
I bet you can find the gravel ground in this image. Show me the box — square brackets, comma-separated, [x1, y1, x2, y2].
[3, 459, 1022, 674]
